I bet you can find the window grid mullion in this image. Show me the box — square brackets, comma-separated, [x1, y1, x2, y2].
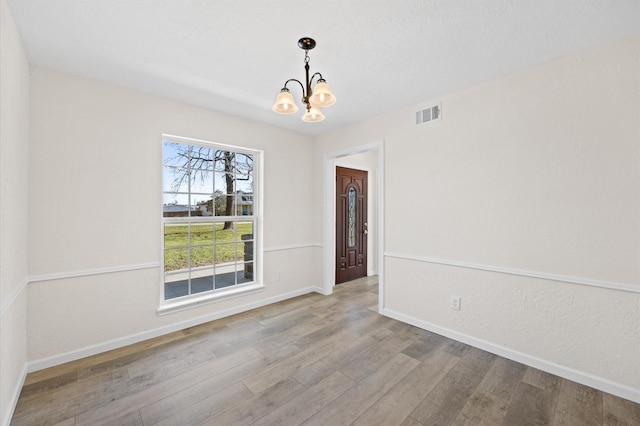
[163, 139, 257, 301]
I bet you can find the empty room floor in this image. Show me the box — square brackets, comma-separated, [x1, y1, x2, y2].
[11, 276, 640, 425]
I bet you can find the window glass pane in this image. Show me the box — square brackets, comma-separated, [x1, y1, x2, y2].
[163, 194, 190, 218]
[190, 170, 214, 194]
[241, 245, 253, 274]
[191, 270, 214, 294]
[214, 195, 236, 217]
[164, 273, 189, 300]
[190, 223, 214, 245]
[348, 187, 357, 247]
[239, 262, 253, 283]
[164, 248, 189, 272]
[238, 221, 253, 240]
[163, 142, 188, 168]
[189, 146, 214, 170]
[191, 246, 214, 269]
[214, 267, 237, 289]
[194, 197, 213, 216]
[164, 224, 188, 248]
[235, 152, 253, 172]
[163, 138, 258, 301]
[215, 242, 238, 264]
[236, 178, 253, 192]
[163, 166, 190, 193]
[213, 150, 234, 171]
[214, 221, 236, 243]
[214, 171, 235, 194]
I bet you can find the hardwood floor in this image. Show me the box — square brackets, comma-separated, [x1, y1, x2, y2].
[11, 276, 640, 425]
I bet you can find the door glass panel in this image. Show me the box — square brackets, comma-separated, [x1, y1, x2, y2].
[348, 187, 357, 247]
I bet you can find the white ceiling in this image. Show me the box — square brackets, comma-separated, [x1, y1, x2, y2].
[7, 0, 640, 136]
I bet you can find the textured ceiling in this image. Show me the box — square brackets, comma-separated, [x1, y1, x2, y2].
[7, 0, 640, 136]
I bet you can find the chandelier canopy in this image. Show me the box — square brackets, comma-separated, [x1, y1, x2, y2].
[272, 37, 336, 123]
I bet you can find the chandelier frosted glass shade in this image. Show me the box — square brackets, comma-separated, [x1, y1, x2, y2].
[273, 38, 335, 123]
[309, 80, 336, 107]
[301, 106, 325, 122]
[272, 89, 299, 114]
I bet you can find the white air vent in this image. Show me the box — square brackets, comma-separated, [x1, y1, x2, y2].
[415, 103, 441, 125]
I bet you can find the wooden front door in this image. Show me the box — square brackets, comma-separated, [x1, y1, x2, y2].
[336, 166, 368, 284]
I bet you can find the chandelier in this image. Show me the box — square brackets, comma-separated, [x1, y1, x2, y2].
[272, 37, 336, 122]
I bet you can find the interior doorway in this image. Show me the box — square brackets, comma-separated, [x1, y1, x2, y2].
[335, 166, 368, 284]
[323, 141, 384, 313]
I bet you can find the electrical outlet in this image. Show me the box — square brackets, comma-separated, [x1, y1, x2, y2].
[450, 295, 461, 311]
[276, 272, 281, 281]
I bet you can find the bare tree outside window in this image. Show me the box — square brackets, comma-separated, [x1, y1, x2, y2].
[164, 144, 253, 229]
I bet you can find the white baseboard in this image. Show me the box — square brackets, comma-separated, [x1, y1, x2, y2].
[27, 286, 321, 373]
[382, 308, 640, 404]
[3, 364, 27, 426]
[311, 285, 331, 296]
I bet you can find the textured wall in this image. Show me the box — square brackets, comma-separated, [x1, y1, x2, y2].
[27, 67, 319, 363]
[0, 0, 30, 423]
[315, 36, 640, 394]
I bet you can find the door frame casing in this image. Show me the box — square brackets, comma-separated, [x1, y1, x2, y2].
[322, 141, 385, 313]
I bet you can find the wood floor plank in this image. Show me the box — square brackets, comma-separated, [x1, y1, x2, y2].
[14, 366, 127, 415]
[148, 381, 253, 426]
[553, 379, 603, 426]
[401, 416, 426, 426]
[91, 410, 144, 426]
[73, 346, 262, 425]
[603, 392, 640, 426]
[401, 334, 447, 361]
[255, 342, 301, 365]
[293, 331, 389, 387]
[408, 350, 496, 425]
[211, 309, 319, 358]
[290, 314, 367, 351]
[475, 357, 527, 401]
[502, 381, 560, 426]
[51, 419, 75, 426]
[138, 356, 267, 425]
[242, 327, 360, 395]
[353, 348, 461, 425]
[302, 352, 420, 426]
[22, 331, 187, 387]
[250, 313, 340, 356]
[202, 378, 305, 426]
[340, 331, 415, 382]
[523, 366, 562, 391]
[125, 335, 219, 380]
[450, 390, 510, 426]
[11, 276, 640, 426]
[252, 371, 355, 426]
[12, 367, 131, 426]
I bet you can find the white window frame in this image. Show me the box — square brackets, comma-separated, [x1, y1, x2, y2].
[158, 134, 264, 315]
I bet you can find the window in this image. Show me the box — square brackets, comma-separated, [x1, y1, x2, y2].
[161, 136, 261, 307]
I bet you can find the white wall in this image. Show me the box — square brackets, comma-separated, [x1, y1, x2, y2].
[315, 36, 640, 400]
[0, 0, 30, 423]
[27, 67, 320, 366]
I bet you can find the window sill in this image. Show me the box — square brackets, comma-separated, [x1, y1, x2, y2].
[157, 282, 265, 316]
